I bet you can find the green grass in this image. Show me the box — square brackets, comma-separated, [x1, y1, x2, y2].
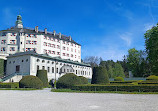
[51, 88, 158, 94]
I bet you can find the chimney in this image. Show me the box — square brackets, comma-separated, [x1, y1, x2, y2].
[59, 32, 61, 38]
[35, 26, 38, 33]
[69, 36, 72, 41]
[44, 28, 47, 34]
[53, 30, 56, 36]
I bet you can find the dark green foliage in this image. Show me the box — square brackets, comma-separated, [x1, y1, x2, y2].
[0, 59, 5, 77]
[36, 70, 48, 87]
[114, 77, 124, 81]
[146, 75, 158, 81]
[78, 76, 88, 84]
[0, 82, 19, 88]
[19, 75, 43, 89]
[113, 63, 125, 78]
[56, 73, 87, 88]
[144, 25, 158, 75]
[91, 67, 109, 84]
[72, 84, 158, 92]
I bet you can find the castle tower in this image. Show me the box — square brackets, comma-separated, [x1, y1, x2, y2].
[15, 15, 23, 28]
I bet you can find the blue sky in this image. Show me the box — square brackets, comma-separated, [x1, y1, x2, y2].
[0, 0, 157, 61]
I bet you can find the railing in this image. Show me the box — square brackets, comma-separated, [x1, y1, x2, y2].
[1, 73, 29, 82]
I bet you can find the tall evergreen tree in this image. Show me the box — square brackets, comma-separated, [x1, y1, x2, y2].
[144, 25, 158, 75]
[113, 63, 125, 78]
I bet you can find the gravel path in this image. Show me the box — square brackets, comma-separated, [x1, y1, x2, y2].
[0, 88, 158, 111]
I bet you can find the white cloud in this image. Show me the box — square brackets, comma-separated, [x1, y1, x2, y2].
[120, 32, 132, 47]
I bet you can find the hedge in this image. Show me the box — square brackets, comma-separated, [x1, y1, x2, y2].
[0, 82, 19, 88]
[19, 75, 43, 89]
[146, 75, 158, 81]
[56, 73, 81, 88]
[36, 70, 48, 87]
[91, 67, 109, 84]
[72, 84, 158, 92]
[114, 77, 124, 81]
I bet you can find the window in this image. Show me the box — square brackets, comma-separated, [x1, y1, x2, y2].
[67, 69, 69, 72]
[10, 40, 16, 44]
[52, 62, 54, 64]
[1, 47, 5, 51]
[52, 51, 55, 54]
[9, 61, 11, 64]
[16, 65, 20, 73]
[42, 60, 45, 63]
[21, 42, 22, 44]
[51, 44, 55, 48]
[22, 60, 24, 62]
[37, 65, 39, 70]
[1, 40, 6, 44]
[63, 46, 66, 50]
[76, 70, 77, 74]
[32, 41, 37, 45]
[57, 52, 60, 55]
[37, 59, 40, 62]
[48, 67, 50, 72]
[10, 47, 15, 51]
[48, 50, 51, 54]
[47, 61, 50, 63]
[67, 47, 69, 51]
[52, 67, 54, 73]
[26, 40, 31, 44]
[26, 59, 28, 62]
[57, 45, 60, 49]
[13, 61, 15, 64]
[42, 66, 45, 70]
[48, 43, 51, 47]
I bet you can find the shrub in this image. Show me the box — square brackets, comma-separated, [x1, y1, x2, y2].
[72, 84, 158, 92]
[146, 75, 158, 81]
[78, 76, 88, 84]
[0, 82, 19, 88]
[36, 70, 48, 87]
[114, 77, 124, 81]
[56, 73, 81, 88]
[91, 67, 109, 84]
[19, 75, 43, 89]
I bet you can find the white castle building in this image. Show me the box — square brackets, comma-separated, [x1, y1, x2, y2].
[0, 15, 92, 82]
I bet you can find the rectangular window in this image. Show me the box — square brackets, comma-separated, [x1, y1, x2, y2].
[32, 41, 37, 45]
[10, 40, 16, 44]
[52, 67, 54, 73]
[10, 47, 15, 51]
[26, 40, 31, 44]
[37, 65, 39, 70]
[16, 65, 20, 73]
[1, 47, 5, 51]
[52, 51, 55, 54]
[1, 40, 6, 44]
[42, 66, 45, 70]
[48, 67, 50, 73]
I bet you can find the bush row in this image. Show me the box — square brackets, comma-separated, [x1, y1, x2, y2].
[0, 82, 19, 88]
[72, 85, 158, 92]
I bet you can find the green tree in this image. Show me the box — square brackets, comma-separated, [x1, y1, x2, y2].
[107, 65, 113, 78]
[91, 67, 109, 84]
[36, 70, 48, 87]
[126, 48, 140, 77]
[144, 25, 158, 75]
[113, 63, 125, 78]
